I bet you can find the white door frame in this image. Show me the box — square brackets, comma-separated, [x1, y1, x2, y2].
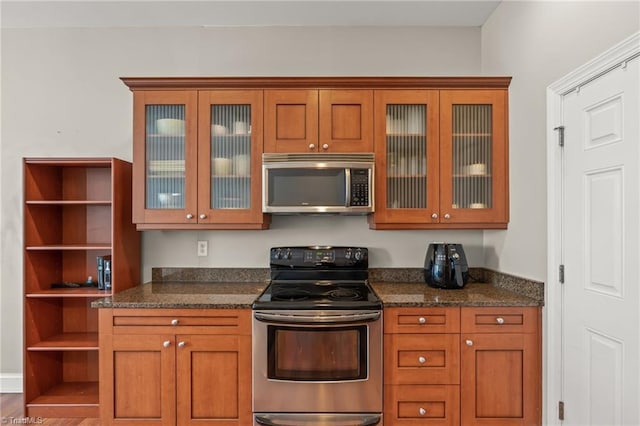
[546, 32, 640, 426]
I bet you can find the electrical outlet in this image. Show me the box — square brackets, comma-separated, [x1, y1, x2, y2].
[197, 240, 208, 257]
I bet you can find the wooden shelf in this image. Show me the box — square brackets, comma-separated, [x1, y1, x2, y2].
[25, 200, 111, 205]
[27, 288, 111, 298]
[26, 381, 99, 417]
[23, 157, 140, 418]
[28, 333, 99, 350]
[25, 244, 111, 251]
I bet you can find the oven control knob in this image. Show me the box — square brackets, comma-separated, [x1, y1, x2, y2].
[354, 250, 363, 261]
[274, 249, 283, 259]
[345, 249, 352, 260]
[285, 249, 292, 260]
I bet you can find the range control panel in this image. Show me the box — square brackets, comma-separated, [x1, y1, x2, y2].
[270, 246, 368, 268]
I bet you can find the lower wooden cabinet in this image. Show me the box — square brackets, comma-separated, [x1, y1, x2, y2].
[460, 307, 542, 426]
[99, 309, 251, 426]
[384, 306, 541, 426]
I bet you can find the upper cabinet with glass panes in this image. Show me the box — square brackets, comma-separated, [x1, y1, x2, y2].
[122, 77, 509, 230]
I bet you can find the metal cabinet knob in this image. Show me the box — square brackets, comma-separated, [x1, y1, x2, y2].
[178, 341, 186, 348]
[171, 319, 179, 326]
[444, 213, 451, 219]
[322, 144, 329, 150]
[431, 213, 438, 219]
[199, 213, 206, 219]
[419, 408, 426, 416]
[466, 339, 473, 346]
[186, 213, 194, 219]
[163, 340, 171, 348]
[496, 317, 505, 324]
[418, 317, 426, 324]
[418, 356, 426, 364]
[309, 143, 316, 149]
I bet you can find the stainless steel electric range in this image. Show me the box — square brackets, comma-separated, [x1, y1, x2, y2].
[252, 246, 383, 426]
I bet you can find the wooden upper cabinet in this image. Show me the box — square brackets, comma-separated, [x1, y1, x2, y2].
[439, 90, 509, 226]
[371, 90, 440, 225]
[264, 90, 318, 152]
[132, 90, 198, 225]
[264, 89, 373, 153]
[130, 87, 268, 229]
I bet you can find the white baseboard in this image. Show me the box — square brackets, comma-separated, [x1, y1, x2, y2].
[0, 373, 23, 393]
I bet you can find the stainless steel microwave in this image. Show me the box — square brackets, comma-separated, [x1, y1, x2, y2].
[262, 153, 375, 214]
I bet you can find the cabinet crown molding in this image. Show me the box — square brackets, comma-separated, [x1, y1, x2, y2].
[121, 76, 512, 90]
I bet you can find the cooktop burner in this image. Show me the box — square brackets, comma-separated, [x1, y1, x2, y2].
[253, 246, 382, 310]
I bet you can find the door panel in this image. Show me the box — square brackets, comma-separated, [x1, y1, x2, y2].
[319, 90, 374, 152]
[264, 90, 319, 153]
[562, 58, 639, 425]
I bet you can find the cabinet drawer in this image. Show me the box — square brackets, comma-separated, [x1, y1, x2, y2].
[384, 385, 459, 425]
[384, 308, 460, 334]
[111, 309, 251, 335]
[384, 334, 459, 385]
[461, 307, 538, 334]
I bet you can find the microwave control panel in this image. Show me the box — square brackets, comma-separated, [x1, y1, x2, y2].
[349, 169, 370, 207]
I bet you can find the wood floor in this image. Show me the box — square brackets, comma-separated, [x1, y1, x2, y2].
[0, 394, 100, 425]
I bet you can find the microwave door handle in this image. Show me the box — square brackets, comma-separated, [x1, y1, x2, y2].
[255, 414, 382, 426]
[345, 168, 351, 207]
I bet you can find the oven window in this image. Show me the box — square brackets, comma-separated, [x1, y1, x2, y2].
[267, 168, 346, 207]
[267, 325, 367, 381]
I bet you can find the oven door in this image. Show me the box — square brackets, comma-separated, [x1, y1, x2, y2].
[252, 310, 382, 415]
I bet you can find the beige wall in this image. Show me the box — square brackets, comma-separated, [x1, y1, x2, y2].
[1, 25, 482, 384]
[480, 1, 640, 281]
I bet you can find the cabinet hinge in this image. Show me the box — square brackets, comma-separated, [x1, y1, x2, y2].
[554, 126, 565, 147]
[559, 264, 565, 284]
[559, 400, 565, 420]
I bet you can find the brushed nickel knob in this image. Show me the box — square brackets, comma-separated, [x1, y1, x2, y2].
[418, 356, 426, 364]
[419, 408, 426, 416]
[199, 213, 206, 219]
[171, 319, 179, 326]
[444, 213, 451, 219]
[309, 143, 316, 149]
[186, 213, 194, 219]
[322, 144, 329, 150]
[163, 340, 171, 348]
[431, 213, 438, 219]
[496, 317, 505, 324]
[178, 341, 186, 348]
[418, 317, 426, 324]
[466, 339, 473, 346]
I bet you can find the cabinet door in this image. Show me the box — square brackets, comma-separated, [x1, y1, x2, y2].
[440, 90, 508, 225]
[133, 91, 198, 224]
[319, 90, 374, 152]
[101, 334, 176, 426]
[176, 335, 252, 426]
[460, 333, 541, 425]
[198, 90, 265, 224]
[372, 90, 440, 224]
[264, 90, 318, 153]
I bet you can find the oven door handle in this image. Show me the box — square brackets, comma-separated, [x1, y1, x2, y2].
[253, 311, 380, 324]
[255, 414, 381, 426]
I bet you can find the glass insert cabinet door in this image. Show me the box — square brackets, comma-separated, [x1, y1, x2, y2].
[132, 91, 198, 224]
[197, 90, 264, 224]
[440, 90, 508, 224]
[373, 90, 440, 224]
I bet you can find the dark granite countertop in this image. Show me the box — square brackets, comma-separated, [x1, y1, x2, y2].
[91, 281, 268, 309]
[370, 282, 541, 307]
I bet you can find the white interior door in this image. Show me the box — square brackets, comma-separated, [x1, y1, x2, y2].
[561, 57, 639, 425]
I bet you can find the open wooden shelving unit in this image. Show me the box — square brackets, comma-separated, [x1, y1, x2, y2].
[23, 158, 140, 418]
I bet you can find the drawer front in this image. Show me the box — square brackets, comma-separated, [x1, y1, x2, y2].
[461, 307, 539, 334]
[384, 385, 459, 425]
[111, 308, 251, 335]
[384, 334, 459, 385]
[385, 307, 460, 334]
